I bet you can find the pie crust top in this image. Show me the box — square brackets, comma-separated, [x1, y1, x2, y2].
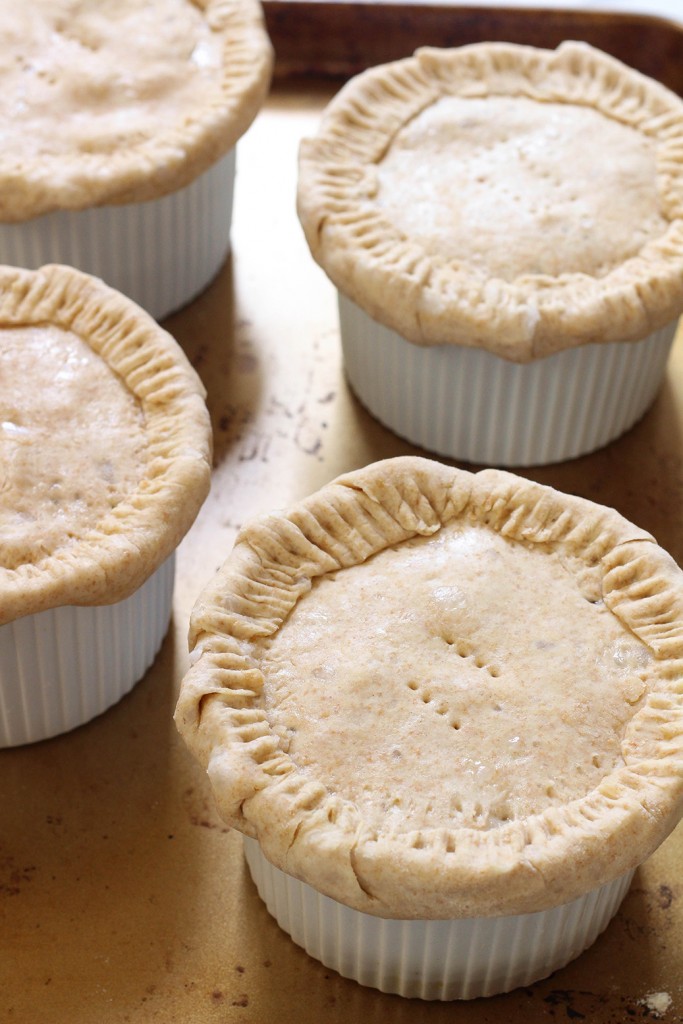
[0, 0, 272, 221]
[298, 42, 683, 362]
[176, 457, 683, 919]
[0, 264, 212, 624]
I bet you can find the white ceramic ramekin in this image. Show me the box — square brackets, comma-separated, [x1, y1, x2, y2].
[0, 150, 236, 321]
[340, 294, 678, 467]
[0, 553, 175, 747]
[244, 836, 634, 1000]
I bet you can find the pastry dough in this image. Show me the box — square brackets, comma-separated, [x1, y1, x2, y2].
[298, 42, 683, 361]
[0, 0, 272, 220]
[177, 457, 683, 918]
[0, 264, 212, 623]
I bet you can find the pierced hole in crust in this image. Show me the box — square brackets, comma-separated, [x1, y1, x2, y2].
[488, 666, 500, 678]
[451, 719, 461, 731]
[421, 691, 432, 704]
[592, 754, 602, 769]
[407, 680, 418, 691]
[412, 834, 425, 850]
[493, 802, 513, 823]
[545, 783, 557, 798]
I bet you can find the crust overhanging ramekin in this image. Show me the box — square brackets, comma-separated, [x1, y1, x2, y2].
[176, 458, 683, 921]
[0, 0, 272, 220]
[0, 0, 273, 318]
[0, 263, 212, 744]
[297, 42, 683, 464]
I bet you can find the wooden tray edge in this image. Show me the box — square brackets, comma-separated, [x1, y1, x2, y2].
[262, 1, 683, 94]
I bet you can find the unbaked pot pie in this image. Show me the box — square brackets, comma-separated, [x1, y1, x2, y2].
[0, 263, 212, 746]
[297, 42, 683, 466]
[176, 456, 683, 999]
[0, 0, 273, 319]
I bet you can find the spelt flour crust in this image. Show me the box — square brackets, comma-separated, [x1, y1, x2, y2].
[0, 264, 212, 623]
[0, 0, 272, 220]
[298, 42, 683, 361]
[176, 458, 683, 918]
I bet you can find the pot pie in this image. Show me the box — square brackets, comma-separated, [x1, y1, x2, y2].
[176, 456, 683, 998]
[0, 0, 273, 318]
[0, 263, 212, 746]
[298, 42, 683, 465]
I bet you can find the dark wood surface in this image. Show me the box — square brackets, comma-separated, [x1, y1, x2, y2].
[263, 0, 683, 94]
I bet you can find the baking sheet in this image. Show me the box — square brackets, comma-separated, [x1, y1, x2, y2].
[3, 9, 683, 1022]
